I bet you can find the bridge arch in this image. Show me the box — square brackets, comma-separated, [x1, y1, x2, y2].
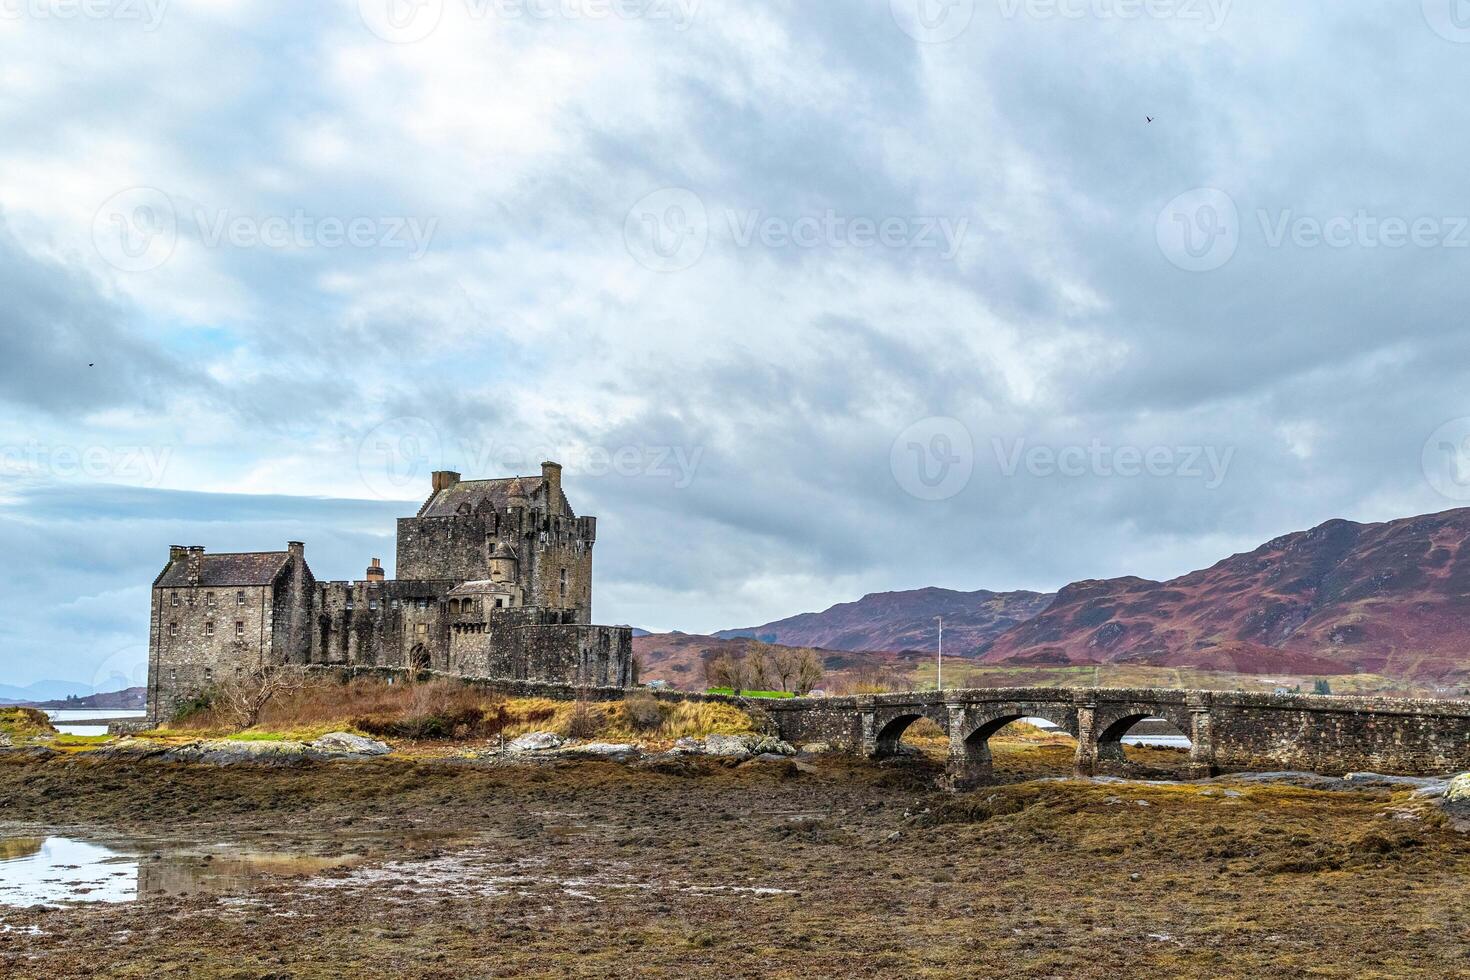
[870, 706, 949, 758]
[945, 702, 1081, 789]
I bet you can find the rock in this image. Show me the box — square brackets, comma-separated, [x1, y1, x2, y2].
[799, 742, 832, 755]
[172, 739, 312, 766]
[310, 732, 391, 757]
[1445, 773, 1470, 802]
[749, 735, 796, 757]
[703, 734, 751, 758]
[569, 742, 639, 757]
[0, 733, 12, 748]
[671, 737, 704, 754]
[508, 732, 566, 753]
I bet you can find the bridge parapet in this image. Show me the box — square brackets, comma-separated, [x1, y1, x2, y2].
[764, 687, 1470, 788]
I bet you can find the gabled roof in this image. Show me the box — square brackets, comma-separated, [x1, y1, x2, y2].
[156, 552, 291, 589]
[417, 476, 573, 519]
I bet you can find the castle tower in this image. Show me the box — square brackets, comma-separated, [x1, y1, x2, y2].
[489, 541, 519, 585]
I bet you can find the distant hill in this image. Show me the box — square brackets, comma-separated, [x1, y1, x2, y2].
[980, 508, 1470, 682]
[716, 587, 1054, 655]
[633, 632, 916, 692]
[700, 507, 1470, 685]
[20, 687, 147, 710]
[0, 680, 97, 704]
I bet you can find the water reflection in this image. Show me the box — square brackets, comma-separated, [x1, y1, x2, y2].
[0, 835, 365, 907]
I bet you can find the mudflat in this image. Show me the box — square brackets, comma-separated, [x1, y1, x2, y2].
[1, 746, 1467, 979]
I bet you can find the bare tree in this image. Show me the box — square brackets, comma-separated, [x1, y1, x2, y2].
[743, 641, 775, 691]
[789, 647, 824, 695]
[216, 665, 305, 730]
[704, 651, 749, 695]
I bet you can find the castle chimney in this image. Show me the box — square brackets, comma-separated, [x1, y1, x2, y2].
[169, 545, 187, 562]
[287, 541, 305, 560]
[186, 546, 205, 586]
[366, 558, 385, 582]
[432, 470, 461, 492]
[541, 461, 562, 516]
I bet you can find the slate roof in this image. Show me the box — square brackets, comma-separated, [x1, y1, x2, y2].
[156, 552, 291, 589]
[417, 476, 572, 519]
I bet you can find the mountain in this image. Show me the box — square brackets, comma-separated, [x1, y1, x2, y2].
[633, 632, 917, 691]
[21, 687, 147, 710]
[0, 680, 96, 704]
[716, 587, 1055, 655]
[980, 508, 1470, 681]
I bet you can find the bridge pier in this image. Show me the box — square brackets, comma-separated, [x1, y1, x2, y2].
[1186, 694, 1218, 777]
[1074, 699, 1098, 777]
[944, 703, 991, 791]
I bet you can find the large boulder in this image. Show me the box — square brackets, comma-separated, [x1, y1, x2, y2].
[172, 739, 312, 766]
[703, 734, 752, 757]
[570, 742, 639, 757]
[311, 732, 391, 758]
[0, 733, 11, 748]
[508, 731, 566, 753]
[749, 735, 796, 757]
[671, 737, 704, 754]
[1446, 773, 1470, 802]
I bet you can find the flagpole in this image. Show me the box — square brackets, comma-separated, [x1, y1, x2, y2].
[937, 615, 943, 692]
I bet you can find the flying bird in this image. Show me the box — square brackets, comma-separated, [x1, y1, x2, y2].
[1146, 116, 1154, 123]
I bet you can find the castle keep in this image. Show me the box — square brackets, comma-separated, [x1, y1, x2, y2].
[146, 463, 633, 720]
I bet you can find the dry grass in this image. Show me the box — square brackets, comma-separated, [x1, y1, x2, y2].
[160, 678, 759, 746]
[0, 707, 55, 739]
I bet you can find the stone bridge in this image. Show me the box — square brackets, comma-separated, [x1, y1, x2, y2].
[760, 688, 1470, 789]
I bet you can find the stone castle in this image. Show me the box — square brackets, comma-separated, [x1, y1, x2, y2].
[146, 462, 633, 721]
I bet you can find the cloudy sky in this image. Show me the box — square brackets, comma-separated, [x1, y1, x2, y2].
[4, 0, 1470, 690]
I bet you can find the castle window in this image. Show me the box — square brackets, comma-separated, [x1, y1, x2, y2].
[206, 592, 216, 607]
[235, 621, 245, 638]
[204, 621, 215, 637]
[171, 592, 180, 607]
[417, 598, 428, 610]
[560, 567, 568, 599]
[170, 669, 176, 682]
[369, 598, 379, 611]
[204, 668, 212, 682]
[236, 591, 246, 606]
[417, 624, 428, 636]
[169, 622, 179, 637]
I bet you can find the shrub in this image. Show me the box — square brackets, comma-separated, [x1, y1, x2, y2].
[566, 699, 603, 740]
[621, 692, 665, 733]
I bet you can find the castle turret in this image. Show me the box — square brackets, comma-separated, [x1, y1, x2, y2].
[489, 541, 519, 584]
[542, 461, 563, 516]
